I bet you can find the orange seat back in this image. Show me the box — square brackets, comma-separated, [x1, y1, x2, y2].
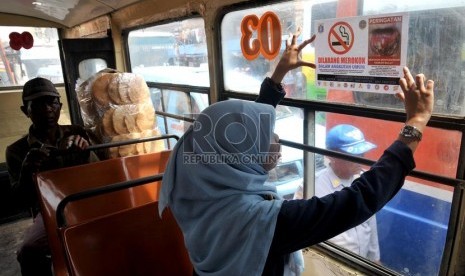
[35, 150, 172, 276]
[61, 203, 192, 276]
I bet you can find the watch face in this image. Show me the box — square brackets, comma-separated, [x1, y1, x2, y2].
[403, 126, 414, 135]
[400, 125, 422, 140]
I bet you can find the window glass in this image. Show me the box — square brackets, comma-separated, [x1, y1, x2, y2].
[294, 111, 457, 274]
[128, 18, 209, 87]
[376, 178, 452, 276]
[150, 87, 163, 112]
[222, 2, 319, 95]
[221, 1, 463, 274]
[267, 106, 454, 275]
[360, 1, 465, 115]
[161, 89, 193, 147]
[148, 87, 169, 146]
[78, 59, 107, 81]
[221, 0, 465, 115]
[274, 106, 304, 143]
[0, 26, 69, 163]
[312, 159, 452, 275]
[0, 26, 63, 86]
[163, 90, 191, 116]
[266, 156, 303, 199]
[190, 92, 208, 114]
[267, 106, 304, 199]
[320, 111, 461, 178]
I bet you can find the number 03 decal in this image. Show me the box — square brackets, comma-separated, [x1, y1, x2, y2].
[240, 11, 282, 61]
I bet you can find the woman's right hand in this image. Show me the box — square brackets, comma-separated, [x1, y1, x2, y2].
[398, 67, 434, 132]
[270, 28, 316, 85]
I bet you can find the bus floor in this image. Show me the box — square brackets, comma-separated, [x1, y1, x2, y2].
[0, 217, 32, 276]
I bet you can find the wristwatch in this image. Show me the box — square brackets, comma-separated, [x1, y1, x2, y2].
[399, 125, 423, 141]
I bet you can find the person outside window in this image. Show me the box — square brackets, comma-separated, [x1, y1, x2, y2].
[5, 77, 98, 276]
[294, 124, 380, 262]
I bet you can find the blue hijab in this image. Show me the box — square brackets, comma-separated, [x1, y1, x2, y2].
[159, 100, 300, 275]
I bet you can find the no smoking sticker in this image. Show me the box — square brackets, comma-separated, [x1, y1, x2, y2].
[315, 13, 409, 94]
[328, 21, 354, 55]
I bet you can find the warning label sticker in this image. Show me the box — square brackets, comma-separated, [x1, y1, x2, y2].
[315, 12, 409, 94]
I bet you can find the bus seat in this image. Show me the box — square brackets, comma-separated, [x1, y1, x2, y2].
[34, 150, 172, 276]
[60, 202, 192, 276]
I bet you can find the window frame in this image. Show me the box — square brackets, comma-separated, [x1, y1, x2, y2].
[123, 15, 211, 149]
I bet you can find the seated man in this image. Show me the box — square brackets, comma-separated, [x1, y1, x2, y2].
[294, 124, 380, 262]
[5, 77, 98, 276]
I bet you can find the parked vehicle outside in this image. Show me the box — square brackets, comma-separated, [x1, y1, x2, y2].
[128, 31, 177, 67]
[267, 105, 326, 198]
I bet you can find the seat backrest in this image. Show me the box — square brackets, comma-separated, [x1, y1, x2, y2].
[61, 202, 192, 276]
[35, 150, 172, 276]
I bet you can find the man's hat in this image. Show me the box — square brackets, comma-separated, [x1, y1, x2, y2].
[22, 77, 60, 101]
[326, 124, 376, 155]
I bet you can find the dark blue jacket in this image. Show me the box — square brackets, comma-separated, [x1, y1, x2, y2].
[255, 77, 415, 275]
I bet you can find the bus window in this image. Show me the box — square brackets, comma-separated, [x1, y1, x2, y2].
[312, 111, 457, 275]
[221, 2, 318, 95]
[163, 89, 191, 137]
[359, 1, 465, 116]
[0, 26, 70, 163]
[311, 0, 465, 116]
[0, 26, 63, 86]
[128, 18, 209, 87]
[78, 58, 107, 82]
[376, 177, 452, 275]
[267, 106, 306, 198]
[190, 92, 208, 114]
[221, 1, 463, 274]
[221, 0, 465, 116]
[129, 31, 177, 67]
[322, 112, 461, 179]
[127, 17, 210, 148]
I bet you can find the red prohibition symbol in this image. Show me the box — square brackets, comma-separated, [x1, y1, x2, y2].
[328, 21, 354, 55]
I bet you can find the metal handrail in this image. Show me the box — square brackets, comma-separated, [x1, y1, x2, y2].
[51, 134, 179, 156]
[280, 139, 464, 187]
[56, 173, 164, 228]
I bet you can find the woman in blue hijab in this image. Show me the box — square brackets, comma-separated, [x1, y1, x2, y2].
[159, 30, 435, 276]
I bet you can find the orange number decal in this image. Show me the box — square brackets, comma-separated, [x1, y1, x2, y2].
[258, 12, 281, 60]
[240, 12, 282, 61]
[240, 15, 260, 61]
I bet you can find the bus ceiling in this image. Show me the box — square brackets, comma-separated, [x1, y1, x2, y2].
[0, 0, 144, 28]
